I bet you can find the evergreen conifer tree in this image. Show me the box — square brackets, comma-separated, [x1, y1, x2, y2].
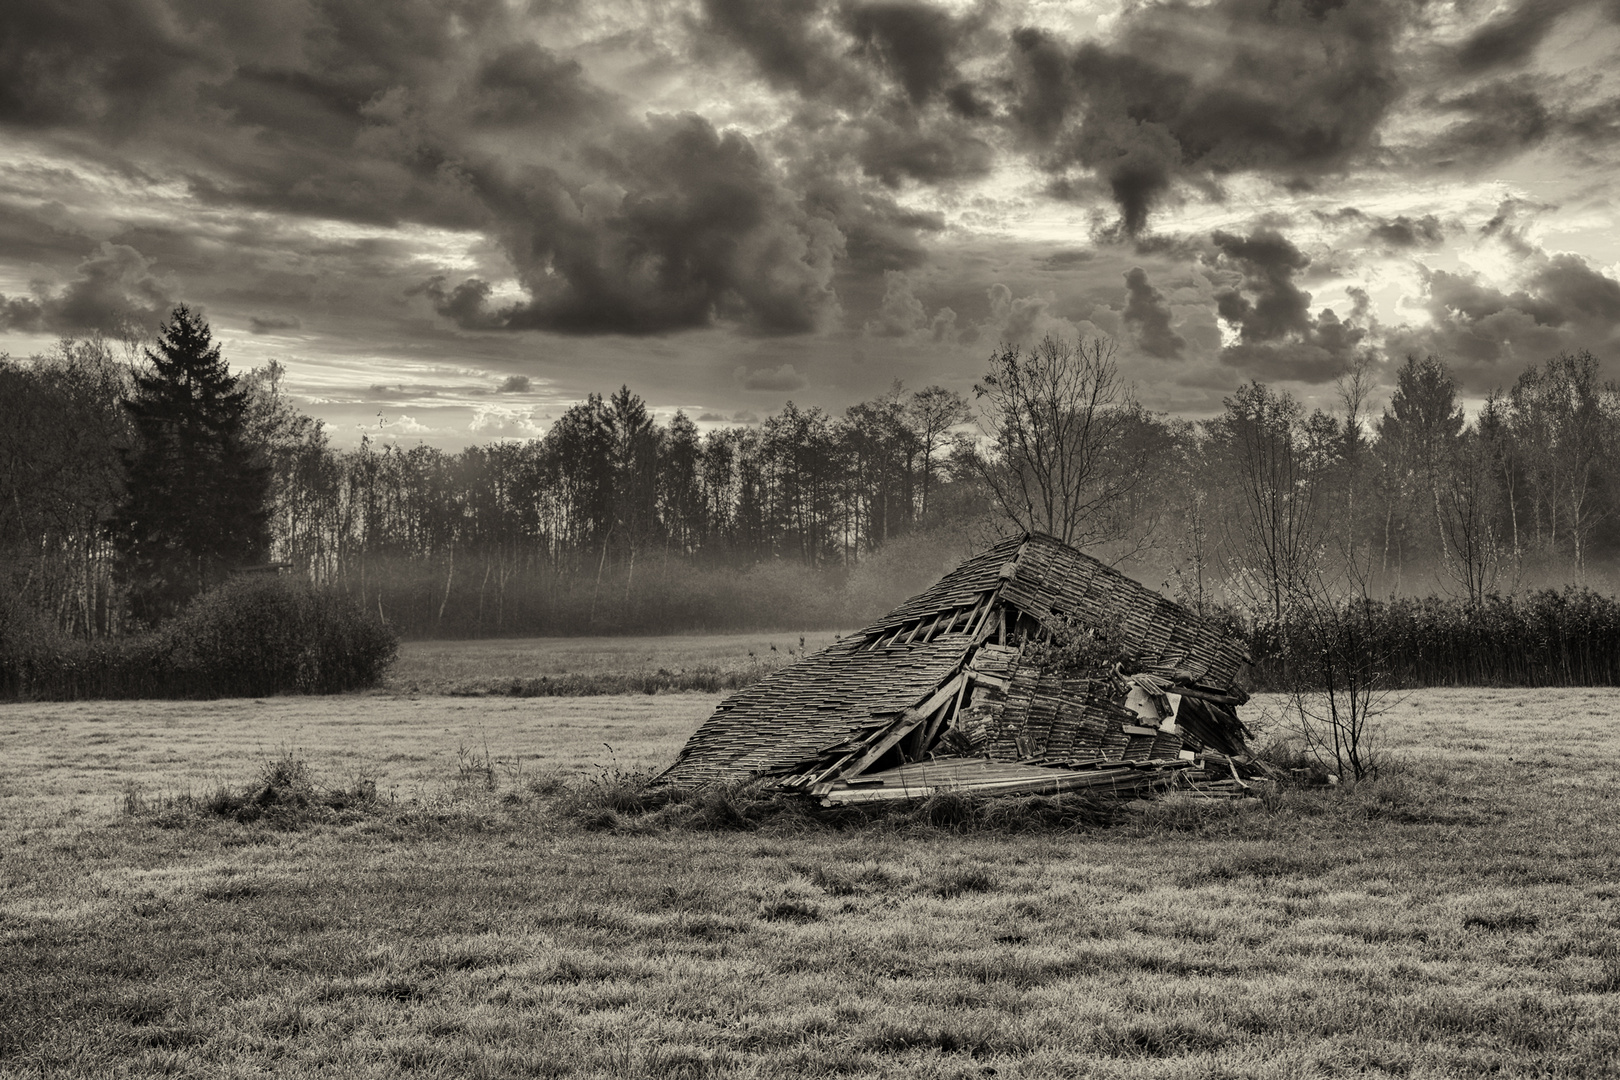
[113, 305, 270, 625]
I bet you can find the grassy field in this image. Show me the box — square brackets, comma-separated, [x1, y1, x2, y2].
[385, 631, 850, 696]
[3, 641, 1620, 1078]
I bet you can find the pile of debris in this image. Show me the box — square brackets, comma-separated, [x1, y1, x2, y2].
[655, 533, 1265, 805]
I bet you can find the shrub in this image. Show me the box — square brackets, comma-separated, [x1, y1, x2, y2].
[164, 575, 397, 696]
[0, 574, 396, 700]
[0, 590, 59, 699]
[0, 606, 173, 700]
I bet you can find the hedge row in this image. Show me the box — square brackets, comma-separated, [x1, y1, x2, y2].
[1242, 588, 1620, 691]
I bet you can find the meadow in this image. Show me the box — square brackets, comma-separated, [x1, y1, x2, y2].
[384, 631, 849, 697]
[2, 637, 1619, 1079]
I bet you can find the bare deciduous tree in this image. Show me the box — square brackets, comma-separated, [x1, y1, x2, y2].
[972, 335, 1144, 548]
[1285, 591, 1394, 782]
[1207, 382, 1330, 623]
[906, 385, 972, 524]
[1282, 540, 1403, 783]
[1503, 351, 1619, 576]
[1436, 427, 1505, 607]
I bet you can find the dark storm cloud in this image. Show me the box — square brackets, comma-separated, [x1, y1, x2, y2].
[0, 0, 221, 129]
[412, 276, 498, 330]
[497, 375, 531, 393]
[249, 313, 303, 334]
[10, 0, 1615, 404]
[855, 114, 995, 187]
[700, 0, 856, 100]
[1455, 0, 1576, 73]
[0, 1, 536, 230]
[803, 182, 944, 276]
[1536, 254, 1620, 323]
[1424, 78, 1553, 165]
[0, 242, 175, 335]
[6, 0, 923, 337]
[1008, 0, 1403, 234]
[1008, 27, 1072, 145]
[702, 0, 989, 109]
[1425, 270, 1560, 328]
[842, 1, 987, 106]
[1385, 253, 1620, 386]
[1308, 204, 1445, 251]
[1368, 214, 1445, 249]
[1208, 228, 1369, 383]
[1566, 97, 1620, 144]
[945, 80, 994, 119]
[1121, 267, 1184, 359]
[426, 115, 843, 335]
[702, 0, 999, 191]
[1419, 257, 1620, 336]
[0, 201, 93, 263]
[1210, 230, 1312, 343]
[467, 42, 617, 130]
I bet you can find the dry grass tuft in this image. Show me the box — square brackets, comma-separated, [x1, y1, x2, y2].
[121, 749, 384, 830]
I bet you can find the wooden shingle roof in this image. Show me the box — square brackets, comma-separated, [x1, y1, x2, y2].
[998, 534, 1250, 688]
[655, 532, 1252, 791]
[656, 632, 975, 789]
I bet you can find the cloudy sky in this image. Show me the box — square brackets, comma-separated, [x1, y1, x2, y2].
[3, 0, 1619, 445]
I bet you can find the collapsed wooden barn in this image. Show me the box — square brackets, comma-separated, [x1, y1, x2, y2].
[654, 532, 1260, 804]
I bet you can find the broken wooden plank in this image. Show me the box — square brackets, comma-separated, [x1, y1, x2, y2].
[963, 667, 1009, 690]
[820, 765, 1173, 805]
[837, 671, 968, 782]
[972, 597, 1002, 642]
[921, 674, 972, 751]
[901, 695, 950, 761]
[799, 724, 893, 789]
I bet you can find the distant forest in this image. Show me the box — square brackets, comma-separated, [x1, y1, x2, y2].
[6, 327, 1620, 640]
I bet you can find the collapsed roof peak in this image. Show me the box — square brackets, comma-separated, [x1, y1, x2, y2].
[656, 531, 1254, 799]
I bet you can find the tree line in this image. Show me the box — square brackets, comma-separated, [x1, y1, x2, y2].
[1171, 350, 1620, 619]
[6, 308, 1620, 641]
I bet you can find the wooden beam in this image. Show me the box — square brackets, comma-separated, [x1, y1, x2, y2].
[910, 611, 942, 644]
[971, 594, 1000, 641]
[920, 674, 971, 752]
[901, 696, 947, 760]
[800, 724, 890, 788]
[838, 671, 967, 782]
[820, 764, 1173, 805]
[962, 668, 1009, 690]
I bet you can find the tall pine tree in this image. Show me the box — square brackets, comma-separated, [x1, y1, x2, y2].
[114, 306, 270, 625]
